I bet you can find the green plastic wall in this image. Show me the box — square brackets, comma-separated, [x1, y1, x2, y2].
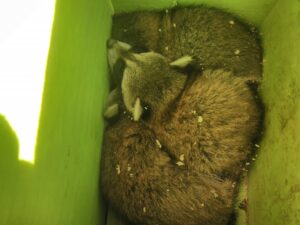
[111, 0, 277, 26]
[249, 0, 300, 224]
[0, 0, 112, 224]
[1, 0, 300, 224]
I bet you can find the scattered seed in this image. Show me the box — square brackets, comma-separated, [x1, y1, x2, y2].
[127, 164, 131, 172]
[234, 49, 240, 55]
[156, 139, 162, 148]
[123, 111, 127, 114]
[143, 207, 147, 213]
[232, 182, 236, 188]
[165, 9, 169, 13]
[116, 165, 121, 175]
[176, 161, 185, 166]
[190, 207, 194, 211]
[166, 189, 170, 192]
[158, 28, 162, 32]
[165, 46, 169, 51]
[129, 173, 134, 177]
[123, 29, 128, 32]
[255, 144, 260, 148]
[191, 110, 197, 115]
[198, 116, 203, 123]
[200, 203, 205, 208]
[246, 162, 251, 166]
[229, 20, 235, 25]
[173, 23, 177, 28]
[179, 154, 185, 161]
[252, 158, 256, 161]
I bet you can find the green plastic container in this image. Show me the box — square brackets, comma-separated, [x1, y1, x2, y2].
[1, 0, 300, 225]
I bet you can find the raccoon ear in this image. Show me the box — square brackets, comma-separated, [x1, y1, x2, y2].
[133, 97, 143, 121]
[107, 39, 132, 51]
[108, 40, 132, 71]
[170, 55, 193, 68]
[104, 103, 119, 119]
[116, 40, 132, 51]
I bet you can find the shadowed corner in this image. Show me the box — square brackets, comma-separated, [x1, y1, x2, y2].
[0, 113, 35, 223]
[0, 112, 35, 174]
[0, 114, 20, 173]
[0, 113, 36, 170]
[106, 205, 132, 225]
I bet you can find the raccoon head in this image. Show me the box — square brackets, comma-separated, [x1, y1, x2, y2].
[108, 40, 193, 121]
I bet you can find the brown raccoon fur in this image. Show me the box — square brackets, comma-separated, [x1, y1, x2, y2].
[101, 48, 262, 225]
[101, 117, 236, 225]
[152, 69, 261, 180]
[111, 6, 262, 77]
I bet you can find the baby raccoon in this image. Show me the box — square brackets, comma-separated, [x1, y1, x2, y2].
[101, 117, 236, 225]
[109, 41, 262, 177]
[112, 6, 262, 77]
[154, 69, 262, 179]
[107, 6, 263, 120]
[105, 40, 193, 120]
[101, 44, 263, 225]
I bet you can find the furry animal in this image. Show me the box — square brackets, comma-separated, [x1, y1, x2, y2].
[106, 6, 263, 119]
[105, 40, 192, 120]
[101, 46, 263, 225]
[153, 69, 262, 180]
[101, 118, 236, 225]
[111, 6, 262, 77]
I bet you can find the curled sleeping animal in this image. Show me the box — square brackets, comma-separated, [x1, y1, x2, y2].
[111, 6, 262, 81]
[101, 41, 263, 225]
[107, 6, 262, 119]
